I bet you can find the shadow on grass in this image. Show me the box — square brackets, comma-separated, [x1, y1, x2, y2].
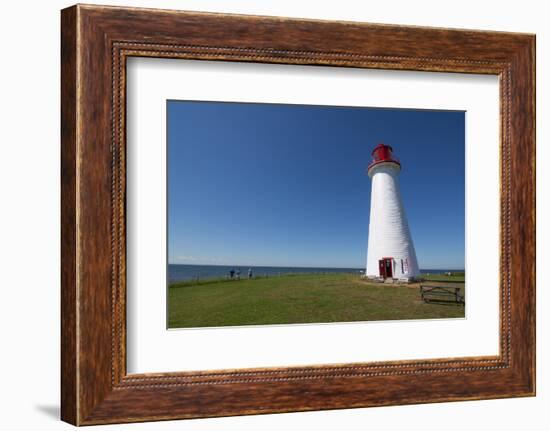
[422, 300, 465, 307]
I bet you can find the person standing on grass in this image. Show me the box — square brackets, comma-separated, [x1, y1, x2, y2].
[236, 268, 241, 280]
[229, 268, 235, 279]
[248, 268, 253, 279]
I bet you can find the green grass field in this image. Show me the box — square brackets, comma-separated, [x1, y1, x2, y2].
[422, 273, 465, 283]
[168, 273, 465, 328]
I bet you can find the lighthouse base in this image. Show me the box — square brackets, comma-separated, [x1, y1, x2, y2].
[365, 256, 419, 281]
[364, 274, 418, 284]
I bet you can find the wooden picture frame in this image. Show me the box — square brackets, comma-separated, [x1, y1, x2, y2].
[61, 4, 535, 425]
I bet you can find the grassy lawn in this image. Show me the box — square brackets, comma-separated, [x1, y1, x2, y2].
[422, 272, 465, 283]
[168, 273, 465, 328]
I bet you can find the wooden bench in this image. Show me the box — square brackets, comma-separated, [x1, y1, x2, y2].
[420, 285, 464, 304]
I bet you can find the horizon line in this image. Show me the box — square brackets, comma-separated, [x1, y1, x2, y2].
[168, 262, 465, 271]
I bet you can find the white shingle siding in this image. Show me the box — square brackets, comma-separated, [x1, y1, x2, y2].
[365, 162, 420, 279]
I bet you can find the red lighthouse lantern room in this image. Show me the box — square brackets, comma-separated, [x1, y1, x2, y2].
[368, 143, 401, 173]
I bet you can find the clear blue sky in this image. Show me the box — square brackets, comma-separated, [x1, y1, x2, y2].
[168, 100, 465, 270]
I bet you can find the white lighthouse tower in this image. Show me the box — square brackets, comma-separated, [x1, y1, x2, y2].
[365, 143, 420, 281]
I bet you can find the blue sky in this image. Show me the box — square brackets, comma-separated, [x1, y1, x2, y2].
[167, 100, 465, 270]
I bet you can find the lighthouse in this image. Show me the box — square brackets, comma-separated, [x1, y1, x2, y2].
[365, 143, 420, 281]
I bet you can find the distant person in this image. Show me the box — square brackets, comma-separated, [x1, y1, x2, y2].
[236, 269, 241, 280]
[229, 269, 235, 279]
[248, 268, 253, 279]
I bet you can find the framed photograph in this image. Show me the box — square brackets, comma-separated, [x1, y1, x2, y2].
[61, 4, 535, 425]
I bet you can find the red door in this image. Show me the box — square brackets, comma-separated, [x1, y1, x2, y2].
[379, 258, 393, 278]
[384, 258, 393, 278]
[378, 260, 385, 277]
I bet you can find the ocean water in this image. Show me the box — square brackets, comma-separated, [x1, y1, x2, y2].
[168, 264, 463, 283]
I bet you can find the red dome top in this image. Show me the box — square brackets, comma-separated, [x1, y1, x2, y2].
[367, 143, 401, 173]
